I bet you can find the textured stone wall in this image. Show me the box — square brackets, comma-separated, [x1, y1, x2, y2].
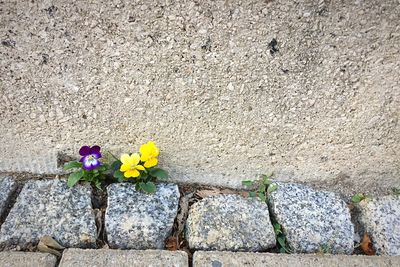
[1, 0, 399, 193]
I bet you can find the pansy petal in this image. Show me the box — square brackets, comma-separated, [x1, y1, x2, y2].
[136, 164, 145, 171]
[91, 160, 101, 169]
[144, 158, 158, 168]
[120, 154, 131, 165]
[90, 145, 101, 154]
[124, 169, 140, 178]
[131, 153, 141, 165]
[120, 163, 131, 172]
[92, 152, 102, 159]
[79, 146, 91, 156]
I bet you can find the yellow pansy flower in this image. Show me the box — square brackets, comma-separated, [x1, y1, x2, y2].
[120, 153, 145, 178]
[140, 141, 160, 168]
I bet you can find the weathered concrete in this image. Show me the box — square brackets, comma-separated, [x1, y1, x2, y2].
[186, 194, 275, 251]
[0, 179, 97, 248]
[0, 176, 17, 217]
[193, 251, 400, 267]
[105, 183, 179, 249]
[0, 0, 399, 193]
[0, 252, 57, 267]
[59, 249, 188, 267]
[357, 196, 400, 256]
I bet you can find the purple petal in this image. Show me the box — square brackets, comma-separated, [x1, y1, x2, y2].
[82, 156, 101, 170]
[79, 146, 91, 156]
[92, 152, 102, 159]
[90, 145, 101, 154]
[79, 157, 84, 162]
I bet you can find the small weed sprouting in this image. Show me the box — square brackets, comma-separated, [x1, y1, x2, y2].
[242, 173, 278, 202]
[273, 222, 292, 253]
[351, 193, 370, 203]
[392, 188, 400, 196]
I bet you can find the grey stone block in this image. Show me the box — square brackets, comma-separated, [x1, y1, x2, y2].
[186, 194, 276, 251]
[0, 179, 97, 248]
[105, 183, 180, 249]
[358, 195, 400, 256]
[0, 252, 57, 267]
[193, 251, 400, 267]
[0, 176, 17, 217]
[59, 249, 188, 267]
[268, 182, 354, 254]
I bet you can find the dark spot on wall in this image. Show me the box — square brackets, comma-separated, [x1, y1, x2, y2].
[201, 37, 212, 52]
[41, 54, 49, 64]
[2, 40, 16, 48]
[45, 5, 58, 17]
[282, 68, 289, 74]
[268, 38, 279, 55]
[128, 16, 136, 23]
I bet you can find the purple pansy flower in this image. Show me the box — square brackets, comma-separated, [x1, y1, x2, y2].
[79, 145, 102, 170]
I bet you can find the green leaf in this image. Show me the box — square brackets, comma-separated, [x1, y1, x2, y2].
[258, 192, 266, 202]
[249, 191, 257, 198]
[64, 161, 82, 170]
[273, 223, 282, 234]
[279, 247, 287, 254]
[277, 236, 286, 248]
[392, 188, 400, 196]
[111, 160, 122, 171]
[267, 183, 278, 194]
[242, 180, 254, 187]
[140, 182, 156, 194]
[261, 174, 272, 185]
[351, 193, 365, 203]
[67, 170, 84, 188]
[149, 168, 168, 180]
[113, 170, 125, 182]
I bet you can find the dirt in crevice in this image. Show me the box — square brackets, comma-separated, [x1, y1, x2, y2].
[91, 186, 109, 248]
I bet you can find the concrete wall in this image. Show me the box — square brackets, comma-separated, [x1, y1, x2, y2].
[1, 0, 399, 194]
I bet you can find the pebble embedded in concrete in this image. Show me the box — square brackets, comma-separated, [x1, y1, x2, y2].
[268, 182, 354, 254]
[105, 183, 180, 249]
[0, 179, 97, 248]
[186, 194, 276, 251]
[0, 176, 17, 217]
[357, 195, 400, 256]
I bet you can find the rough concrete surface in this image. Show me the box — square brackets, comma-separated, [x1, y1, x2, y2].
[0, 179, 97, 248]
[186, 194, 275, 251]
[357, 195, 400, 256]
[193, 251, 400, 267]
[268, 182, 354, 254]
[0, 176, 17, 217]
[0, 0, 399, 193]
[59, 249, 188, 267]
[0, 252, 57, 267]
[105, 183, 179, 249]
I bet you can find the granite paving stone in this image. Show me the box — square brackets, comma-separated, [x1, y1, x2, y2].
[268, 182, 354, 254]
[0, 252, 57, 267]
[186, 194, 276, 251]
[0, 179, 97, 248]
[0, 176, 17, 217]
[193, 251, 400, 267]
[59, 249, 188, 267]
[357, 195, 400, 256]
[105, 183, 180, 249]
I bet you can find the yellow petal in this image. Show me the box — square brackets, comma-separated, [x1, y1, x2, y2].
[120, 163, 131, 172]
[120, 154, 131, 165]
[130, 153, 141, 165]
[136, 165, 145, 171]
[144, 158, 158, 168]
[124, 169, 140, 178]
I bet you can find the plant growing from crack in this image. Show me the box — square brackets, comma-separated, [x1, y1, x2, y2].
[242, 173, 278, 202]
[351, 193, 370, 203]
[273, 222, 292, 253]
[64, 141, 168, 193]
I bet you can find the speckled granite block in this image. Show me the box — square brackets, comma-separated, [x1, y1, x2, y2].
[358, 196, 400, 256]
[268, 182, 354, 254]
[0, 176, 17, 217]
[0, 179, 97, 248]
[186, 194, 276, 251]
[105, 183, 180, 249]
[0, 252, 57, 267]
